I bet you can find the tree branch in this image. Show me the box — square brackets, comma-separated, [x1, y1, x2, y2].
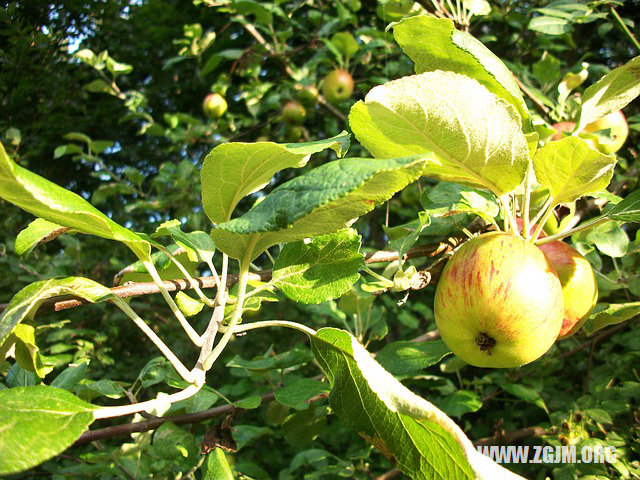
[74, 391, 277, 446]
[2, 233, 471, 318]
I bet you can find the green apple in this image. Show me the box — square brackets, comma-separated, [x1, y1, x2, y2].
[322, 69, 354, 104]
[202, 93, 227, 119]
[538, 241, 597, 339]
[434, 232, 564, 368]
[582, 110, 628, 154]
[284, 125, 304, 142]
[282, 101, 306, 125]
[297, 85, 319, 107]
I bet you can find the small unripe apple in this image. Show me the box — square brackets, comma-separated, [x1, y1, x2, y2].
[551, 121, 576, 141]
[538, 241, 598, 338]
[282, 101, 306, 125]
[322, 69, 354, 104]
[297, 85, 319, 107]
[582, 110, 628, 154]
[283, 125, 304, 142]
[434, 232, 564, 368]
[202, 93, 227, 119]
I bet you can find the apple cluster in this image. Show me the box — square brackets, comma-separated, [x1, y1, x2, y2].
[434, 227, 598, 369]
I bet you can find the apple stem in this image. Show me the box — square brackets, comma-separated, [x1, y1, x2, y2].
[531, 202, 556, 242]
[529, 197, 553, 236]
[522, 162, 533, 239]
[500, 195, 518, 234]
[535, 216, 609, 246]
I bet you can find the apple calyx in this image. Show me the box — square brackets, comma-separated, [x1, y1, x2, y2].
[475, 333, 496, 355]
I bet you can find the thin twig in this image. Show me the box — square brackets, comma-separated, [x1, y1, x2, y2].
[610, 6, 640, 52]
[514, 76, 551, 117]
[3, 238, 472, 317]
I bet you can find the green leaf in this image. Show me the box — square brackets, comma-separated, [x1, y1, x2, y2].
[532, 52, 562, 86]
[384, 211, 431, 260]
[200, 48, 245, 77]
[310, 327, 517, 480]
[392, 16, 529, 121]
[584, 221, 629, 258]
[583, 302, 640, 335]
[53, 144, 83, 159]
[226, 344, 314, 373]
[63, 132, 92, 144]
[83, 79, 111, 93]
[175, 291, 205, 317]
[532, 136, 615, 205]
[105, 56, 133, 75]
[349, 72, 529, 196]
[275, 379, 330, 410]
[577, 55, 640, 131]
[331, 32, 360, 59]
[281, 405, 327, 447]
[0, 277, 113, 344]
[5, 364, 37, 387]
[153, 219, 216, 264]
[114, 245, 197, 285]
[75, 379, 126, 402]
[0, 386, 96, 475]
[201, 132, 350, 224]
[375, 339, 451, 376]
[272, 229, 364, 304]
[233, 395, 262, 409]
[15, 218, 71, 256]
[463, 0, 491, 15]
[233, 424, 272, 450]
[203, 449, 235, 480]
[211, 155, 432, 260]
[502, 383, 549, 415]
[74, 49, 96, 66]
[436, 390, 483, 419]
[420, 181, 500, 224]
[0, 142, 149, 260]
[528, 15, 571, 35]
[605, 188, 640, 223]
[51, 362, 88, 390]
[153, 422, 196, 460]
[0, 324, 53, 378]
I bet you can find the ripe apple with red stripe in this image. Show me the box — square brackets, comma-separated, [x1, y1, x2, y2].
[434, 232, 564, 368]
[538, 241, 598, 338]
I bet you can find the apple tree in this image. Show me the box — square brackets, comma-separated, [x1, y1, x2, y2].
[1, 1, 640, 479]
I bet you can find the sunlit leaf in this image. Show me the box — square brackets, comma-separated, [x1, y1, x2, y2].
[201, 132, 350, 224]
[0, 386, 96, 475]
[350, 72, 529, 196]
[392, 16, 528, 120]
[272, 229, 364, 304]
[577, 55, 640, 131]
[0, 142, 149, 260]
[211, 155, 432, 260]
[532, 136, 615, 205]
